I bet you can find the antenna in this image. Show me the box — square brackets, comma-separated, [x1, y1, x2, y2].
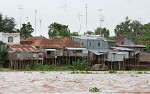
[77, 12, 83, 34]
[18, 5, 23, 29]
[25, 17, 28, 22]
[85, 4, 88, 33]
[98, 9, 104, 36]
[35, 10, 37, 36]
[40, 19, 42, 33]
[60, 3, 67, 13]
[60, 3, 70, 25]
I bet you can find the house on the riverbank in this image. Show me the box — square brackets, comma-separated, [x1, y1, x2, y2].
[116, 35, 146, 51]
[7, 44, 43, 69]
[3, 32, 149, 70]
[71, 35, 116, 50]
[0, 32, 20, 45]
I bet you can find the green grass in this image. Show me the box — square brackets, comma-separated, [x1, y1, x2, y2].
[71, 71, 92, 74]
[109, 70, 117, 74]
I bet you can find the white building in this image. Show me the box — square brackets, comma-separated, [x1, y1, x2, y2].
[0, 32, 20, 45]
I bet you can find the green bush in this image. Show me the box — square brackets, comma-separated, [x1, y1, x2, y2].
[89, 87, 100, 92]
[32, 62, 57, 71]
[32, 62, 43, 71]
[137, 71, 143, 74]
[24, 65, 31, 71]
[24, 57, 89, 71]
[70, 58, 89, 71]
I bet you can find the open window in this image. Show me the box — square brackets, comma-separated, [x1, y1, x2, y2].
[8, 36, 13, 43]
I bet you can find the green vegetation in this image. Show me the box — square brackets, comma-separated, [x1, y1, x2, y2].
[17, 22, 34, 39]
[0, 41, 6, 68]
[114, 16, 150, 51]
[71, 70, 92, 74]
[24, 65, 31, 71]
[48, 22, 70, 39]
[24, 62, 58, 71]
[48, 22, 80, 39]
[0, 13, 16, 33]
[24, 58, 89, 71]
[84, 27, 110, 38]
[95, 27, 110, 38]
[137, 71, 143, 74]
[109, 70, 117, 73]
[89, 87, 101, 92]
[68, 58, 89, 71]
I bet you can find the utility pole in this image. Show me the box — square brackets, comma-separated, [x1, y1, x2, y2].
[60, 3, 69, 24]
[62, 3, 67, 13]
[18, 5, 23, 29]
[35, 10, 37, 36]
[77, 12, 83, 34]
[98, 9, 104, 36]
[85, 4, 88, 33]
[25, 17, 28, 22]
[40, 19, 42, 33]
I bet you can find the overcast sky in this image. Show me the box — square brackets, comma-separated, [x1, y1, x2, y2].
[0, 0, 150, 38]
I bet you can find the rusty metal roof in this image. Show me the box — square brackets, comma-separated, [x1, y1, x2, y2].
[52, 37, 84, 48]
[116, 35, 127, 45]
[28, 36, 63, 49]
[20, 37, 84, 49]
[7, 44, 40, 52]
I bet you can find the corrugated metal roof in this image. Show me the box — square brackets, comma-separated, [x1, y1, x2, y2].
[52, 37, 84, 48]
[66, 47, 87, 50]
[89, 50, 104, 55]
[89, 49, 112, 53]
[45, 49, 57, 51]
[118, 45, 146, 48]
[28, 37, 63, 49]
[111, 47, 134, 51]
[71, 36, 105, 40]
[116, 35, 127, 45]
[7, 44, 40, 52]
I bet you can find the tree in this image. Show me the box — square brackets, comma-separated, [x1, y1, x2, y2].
[84, 31, 94, 35]
[0, 14, 16, 33]
[94, 27, 110, 38]
[114, 17, 145, 40]
[17, 22, 34, 39]
[143, 23, 150, 39]
[48, 22, 70, 39]
[114, 17, 132, 37]
[70, 32, 79, 36]
[0, 41, 6, 68]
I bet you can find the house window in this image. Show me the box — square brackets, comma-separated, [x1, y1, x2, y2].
[88, 43, 91, 46]
[98, 43, 100, 46]
[8, 36, 13, 43]
[47, 51, 51, 54]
